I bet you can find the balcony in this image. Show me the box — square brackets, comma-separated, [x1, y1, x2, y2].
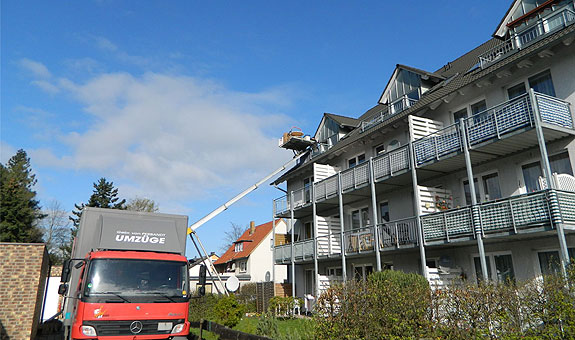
[421, 190, 553, 244]
[275, 146, 411, 217]
[413, 92, 573, 168]
[361, 96, 417, 132]
[274, 239, 314, 264]
[379, 217, 419, 249]
[479, 4, 575, 68]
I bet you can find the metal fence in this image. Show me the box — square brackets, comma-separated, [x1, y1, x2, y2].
[373, 145, 410, 180]
[421, 190, 552, 243]
[412, 123, 462, 166]
[378, 217, 418, 248]
[341, 162, 370, 191]
[344, 226, 375, 254]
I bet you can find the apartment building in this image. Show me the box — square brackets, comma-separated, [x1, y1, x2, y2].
[272, 0, 575, 303]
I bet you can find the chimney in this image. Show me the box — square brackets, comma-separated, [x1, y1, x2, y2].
[249, 221, 256, 235]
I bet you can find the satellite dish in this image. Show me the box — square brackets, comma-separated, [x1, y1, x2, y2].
[225, 275, 240, 293]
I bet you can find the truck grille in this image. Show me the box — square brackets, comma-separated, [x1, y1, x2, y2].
[84, 319, 184, 336]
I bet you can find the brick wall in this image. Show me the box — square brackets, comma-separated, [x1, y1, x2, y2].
[0, 243, 49, 340]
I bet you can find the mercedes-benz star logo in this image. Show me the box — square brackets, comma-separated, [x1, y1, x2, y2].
[130, 321, 143, 334]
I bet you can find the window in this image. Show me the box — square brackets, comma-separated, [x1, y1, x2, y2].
[388, 140, 400, 151]
[470, 99, 487, 115]
[303, 222, 313, 240]
[522, 161, 543, 193]
[348, 154, 366, 168]
[538, 248, 575, 276]
[453, 108, 468, 124]
[374, 144, 385, 155]
[522, 152, 572, 192]
[327, 267, 343, 277]
[463, 172, 501, 204]
[507, 82, 526, 99]
[234, 242, 243, 252]
[550, 152, 573, 175]
[303, 177, 312, 203]
[379, 202, 389, 223]
[305, 269, 315, 295]
[463, 178, 480, 205]
[353, 264, 373, 282]
[507, 70, 556, 100]
[238, 260, 247, 273]
[351, 207, 370, 229]
[482, 173, 502, 201]
[473, 253, 515, 283]
[528, 70, 555, 97]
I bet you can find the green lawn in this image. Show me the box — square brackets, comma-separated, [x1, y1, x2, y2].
[190, 316, 313, 339]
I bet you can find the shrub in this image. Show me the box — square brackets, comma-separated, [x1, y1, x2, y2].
[255, 313, 279, 338]
[214, 294, 245, 328]
[314, 270, 432, 340]
[188, 294, 222, 323]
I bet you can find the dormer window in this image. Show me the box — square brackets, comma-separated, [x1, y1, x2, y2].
[234, 242, 243, 252]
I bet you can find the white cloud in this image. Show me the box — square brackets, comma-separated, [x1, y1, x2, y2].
[35, 72, 293, 202]
[94, 36, 118, 52]
[31, 80, 60, 94]
[19, 58, 52, 78]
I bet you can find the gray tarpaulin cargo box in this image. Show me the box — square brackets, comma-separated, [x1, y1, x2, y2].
[73, 207, 189, 258]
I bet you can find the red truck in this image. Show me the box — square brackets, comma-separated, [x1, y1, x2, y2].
[59, 207, 202, 340]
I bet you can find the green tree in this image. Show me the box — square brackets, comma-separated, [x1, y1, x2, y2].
[66, 178, 126, 257]
[0, 149, 45, 242]
[126, 197, 159, 212]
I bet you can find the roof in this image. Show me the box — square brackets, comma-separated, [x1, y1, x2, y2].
[378, 64, 445, 104]
[274, 22, 575, 184]
[214, 220, 279, 265]
[324, 113, 359, 128]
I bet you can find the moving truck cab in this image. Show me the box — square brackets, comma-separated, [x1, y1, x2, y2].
[60, 208, 192, 340]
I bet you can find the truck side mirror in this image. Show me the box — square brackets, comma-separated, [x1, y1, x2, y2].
[199, 265, 207, 285]
[61, 259, 71, 283]
[58, 283, 68, 295]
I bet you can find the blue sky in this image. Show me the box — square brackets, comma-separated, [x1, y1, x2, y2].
[1, 1, 511, 257]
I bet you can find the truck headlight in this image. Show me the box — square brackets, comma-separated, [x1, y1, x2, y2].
[171, 323, 185, 334]
[81, 325, 97, 336]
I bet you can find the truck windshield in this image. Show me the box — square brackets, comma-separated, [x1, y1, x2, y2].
[84, 259, 188, 303]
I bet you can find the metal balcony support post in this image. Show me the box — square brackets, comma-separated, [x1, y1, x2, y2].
[312, 183, 320, 300]
[460, 120, 489, 282]
[289, 191, 296, 304]
[369, 158, 382, 272]
[531, 88, 570, 276]
[272, 212, 276, 283]
[409, 141, 428, 279]
[338, 173, 347, 282]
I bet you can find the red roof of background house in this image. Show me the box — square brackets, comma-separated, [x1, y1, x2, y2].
[214, 220, 280, 265]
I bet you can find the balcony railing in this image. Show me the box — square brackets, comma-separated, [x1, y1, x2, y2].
[341, 162, 370, 192]
[378, 217, 418, 248]
[413, 123, 462, 166]
[372, 145, 410, 181]
[313, 146, 411, 203]
[361, 96, 418, 132]
[421, 190, 552, 243]
[413, 92, 572, 166]
[344, 226, 375, 254]
[479, 5, 575, 68]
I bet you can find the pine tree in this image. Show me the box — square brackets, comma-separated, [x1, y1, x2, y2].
[0, 149, 45, 242]
[66, 178, 126, 257]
